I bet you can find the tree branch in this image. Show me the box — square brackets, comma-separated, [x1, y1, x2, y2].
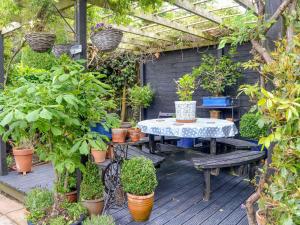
[251, 40, 273, 64]
[263, 0, 293, 34]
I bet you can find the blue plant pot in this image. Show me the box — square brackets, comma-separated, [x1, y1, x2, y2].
[90, 123, 112, 139]
[202, 97, 231, 107]
[177, 138, 194, 148]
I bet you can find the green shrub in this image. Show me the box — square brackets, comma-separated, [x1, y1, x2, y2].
[49, 216, 66, 225]
[24, 188, 53, 223]
[240, 112, 268, 140]
[62, 202, 87, 222]
[175, 74, 196, 101]
[84, 215, 115, 225]
[121, 157, 157, 196]
[56, 172, 77, 194]
[80, 161, 104, 200]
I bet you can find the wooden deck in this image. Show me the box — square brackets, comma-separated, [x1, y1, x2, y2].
[0, 151, 252, 225]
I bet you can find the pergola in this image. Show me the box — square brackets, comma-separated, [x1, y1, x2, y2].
[54, 0, 258, 56]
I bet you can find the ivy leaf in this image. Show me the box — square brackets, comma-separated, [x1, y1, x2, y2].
[79, 141, 89, 155]
[26, 109, 41, 122]
[0, 112, 13, 126]
[40, 108, 52, 120]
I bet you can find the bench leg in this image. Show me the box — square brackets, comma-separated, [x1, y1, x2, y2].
[203, 169, 211, 201]
[249, 163, 256, 180]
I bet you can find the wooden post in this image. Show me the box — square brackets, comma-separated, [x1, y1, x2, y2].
[0, 33, 8, 176]
[140, 63, 146, 120]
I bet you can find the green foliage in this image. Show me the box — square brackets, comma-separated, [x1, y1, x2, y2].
[6, 154, 13, 168]
[0, 0, 21, 27]
[239, 112, 268, 140]
[21, 47, 57, 70]
[0, 56, 116, 207]
[239, 36, 300, 225]
[24, 188, 53, 223]
[80, 161, 104, 200]
[175, 74, 196, 101]
[128, 84, 154, 122]
[84, 215, 115, 225]
[62, 202, 87, 222]
[121, 156, 158, 196]
[56, 172, 77, 194]
[192, 54, 241, 96]
[48, 216, 66, 225]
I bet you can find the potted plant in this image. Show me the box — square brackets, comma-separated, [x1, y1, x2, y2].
[90, 23, 123, 52]
[11, 138, 34, 175]
[174, 73, 197, 123]
[57, 171, 78, 203]
[91, 145, 108, 163]
[84, 215, 115, 225]
[121, 156, 158, 222]
[25, 0, 56, 52]
[80, 161, 105, 216]
[192, 54, 241, 107]
[239, 112, 268, 151]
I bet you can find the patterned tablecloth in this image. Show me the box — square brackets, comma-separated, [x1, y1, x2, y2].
[138, 118, 238, 138]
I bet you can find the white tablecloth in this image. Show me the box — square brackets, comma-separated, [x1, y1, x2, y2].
[138, 118, 238, 138]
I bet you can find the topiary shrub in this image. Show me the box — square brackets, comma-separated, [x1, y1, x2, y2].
[24, 188, 53, 223]
[240, 112, 268, 140]
[121, 156, 158, 196]
[80, 161, 104, 200]
[84, 215, 115, 225]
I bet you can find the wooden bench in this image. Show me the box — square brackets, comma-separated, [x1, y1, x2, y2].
[216, 138, 258, 151]
[192, 150, 265, 201]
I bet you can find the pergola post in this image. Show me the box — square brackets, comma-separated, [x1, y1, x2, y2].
[0, 33, 8, 176]
[75, 0, 87, 59]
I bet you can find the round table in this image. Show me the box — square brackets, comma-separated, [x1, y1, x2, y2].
[138, 118, 238, 154]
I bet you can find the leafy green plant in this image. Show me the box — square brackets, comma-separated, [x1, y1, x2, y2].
[62, 202, 87, 222]
[56, 172, 77, 194]
[121, 156, 158, 196]
[6, 154, 13, 168]
[192, 54, 241, 96]
[128, 84, 154, 122]
[80, 161, 104, 200]
[24, 188, 53, 223]
[84, 215, 115, 225]
[239, 112, 268, 140]
[175, 74, 196, 101]
[48, 216, 66, 225]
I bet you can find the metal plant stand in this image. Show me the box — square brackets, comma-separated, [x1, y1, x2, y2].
[102, 142, 129, 212]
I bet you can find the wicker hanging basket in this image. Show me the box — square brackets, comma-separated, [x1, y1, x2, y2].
[91, 29, 123, 52]
[25, 33, 56, 53]
[52, 44, 73, 58]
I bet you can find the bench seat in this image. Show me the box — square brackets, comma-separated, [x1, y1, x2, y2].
[192, 150, 265, 201]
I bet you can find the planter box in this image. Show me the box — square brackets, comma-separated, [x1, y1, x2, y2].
[202, 97, 231, 107]
[90, 123, 112, 139]
[177, 138, 194, 148]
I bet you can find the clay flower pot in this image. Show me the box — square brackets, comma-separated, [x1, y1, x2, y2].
[65, 190, 77, 203]
[12, 148, 33, 175]
[112, 128, 127, 143]
[127, 192, 154, 222]
[256, 209, 267, 225]
[210, 110, 221, 119]
[82, 198, 104, 216]
[130, 131, 141, 142]
[91, 148, 107, 163]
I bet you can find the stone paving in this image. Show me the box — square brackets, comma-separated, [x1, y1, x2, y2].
[0, 194, 26, 225]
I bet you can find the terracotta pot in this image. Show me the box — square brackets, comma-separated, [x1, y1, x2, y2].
[91, 149, 107, 163]
[209, 110, 221, 119]
[112, 128, 127, 143]
[106, 145, 114, 159]
[65, 190, 77, 203]
[256, 210, 267, 225]
[82, 198, 104, 216]
[12, 148, 33, 175]
[226, 117, 234, 122]
[127, 192, 154, 222]
[130, 132, 140, 142]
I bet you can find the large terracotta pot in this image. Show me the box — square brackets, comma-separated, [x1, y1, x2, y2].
[65, 190, 77, 203]
[12, 148, 33, 175]
[127, 192, 154, 222]
[175, 101, 196, 123]
[82, 198, 104, 216]
[256, 209, 267, 225]
[91, 149, 107, 163]
[112, 128, 127, 143]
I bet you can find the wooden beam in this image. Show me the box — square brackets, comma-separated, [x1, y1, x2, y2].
[233, 0, 258, 14]
[121, 37, 151, 47]
[132, 11, 214, 41]
[1, 22, 22, 35]
[111, 25, 174, 43]
[171, 0, 222, 24]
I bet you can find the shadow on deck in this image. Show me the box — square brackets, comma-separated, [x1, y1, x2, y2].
[0, 152, 252, 225]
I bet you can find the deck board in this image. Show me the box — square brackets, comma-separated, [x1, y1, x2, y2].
[0, 151, 252, 225]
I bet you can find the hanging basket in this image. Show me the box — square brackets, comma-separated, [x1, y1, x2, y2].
[25, 33, 56, 53]
[52, 44, 73, 58]
[91, 29, 123, 52]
